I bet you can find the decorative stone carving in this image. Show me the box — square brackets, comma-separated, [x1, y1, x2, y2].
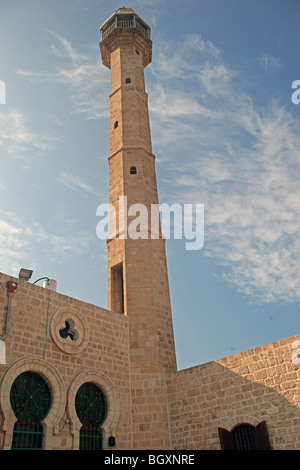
[49, 307, 89, 355]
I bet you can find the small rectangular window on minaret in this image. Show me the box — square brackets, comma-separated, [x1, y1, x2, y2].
[111, 264, 124, 314]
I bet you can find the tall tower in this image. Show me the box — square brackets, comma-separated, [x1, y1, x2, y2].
[100, 8, 176, 448]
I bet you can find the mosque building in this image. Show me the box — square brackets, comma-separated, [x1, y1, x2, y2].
[0, 8, 299, 450]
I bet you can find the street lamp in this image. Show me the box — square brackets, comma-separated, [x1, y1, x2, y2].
[18, 268, 33, 281]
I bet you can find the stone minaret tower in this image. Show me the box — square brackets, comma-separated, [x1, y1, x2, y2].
[100, 8, 176, 448]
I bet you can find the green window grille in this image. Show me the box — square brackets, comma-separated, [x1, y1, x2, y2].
[232, 424, 258, 450]
[10, 371, 51, 450]
[75, 382, 107, 451]
[11, 421, 44, 450]
[79, 425, 102, 450]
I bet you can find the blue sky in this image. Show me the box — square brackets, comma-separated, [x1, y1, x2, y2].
[0, 0, 299, 370]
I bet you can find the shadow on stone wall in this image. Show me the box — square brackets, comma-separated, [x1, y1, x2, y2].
[167, 334, 300, 450]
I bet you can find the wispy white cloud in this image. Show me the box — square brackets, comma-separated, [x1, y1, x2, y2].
[0, 110, 58, 167]
[183, 32, 220, 59]
[149, 84, 222, 119]
[173, 102, 300, 303]
[17, 30, 110, 120]
[150, 33, 221, 81]
[57, 171, 100, 196]
[148, 33, 235, 133]
[0, 209, 96, 277]
[148, 34, 300, 304]
[259, 53, 281, 73]
[13, 27, 299, 305]
[198, 62, 235, 96]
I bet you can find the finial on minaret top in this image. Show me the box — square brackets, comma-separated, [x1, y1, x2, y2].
[99, 7, 152, 69]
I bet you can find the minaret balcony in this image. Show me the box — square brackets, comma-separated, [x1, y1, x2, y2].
[100, 9, 152, 69]
[101, 16, 150, 41]
[100, 8, 151, 42]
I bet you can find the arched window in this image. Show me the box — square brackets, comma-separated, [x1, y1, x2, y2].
[75, 382, 107, 450]
[130, 166, 137, 175]
[232, 424, 258, 450]
[10, 371, 51, 450]
[218, 421, 271, 450]
[114, 121, 118, 129]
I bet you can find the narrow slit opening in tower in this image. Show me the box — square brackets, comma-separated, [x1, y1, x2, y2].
[111, 264, 124, 314]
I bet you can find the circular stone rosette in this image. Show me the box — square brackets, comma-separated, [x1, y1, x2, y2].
[49, 307, 90, 355]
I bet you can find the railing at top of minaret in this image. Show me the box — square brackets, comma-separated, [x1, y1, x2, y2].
[101, 18, 150, 41]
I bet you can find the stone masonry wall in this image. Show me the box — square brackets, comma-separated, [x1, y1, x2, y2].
[167, 334, 300, 450]
[0, 271, 130, 450]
